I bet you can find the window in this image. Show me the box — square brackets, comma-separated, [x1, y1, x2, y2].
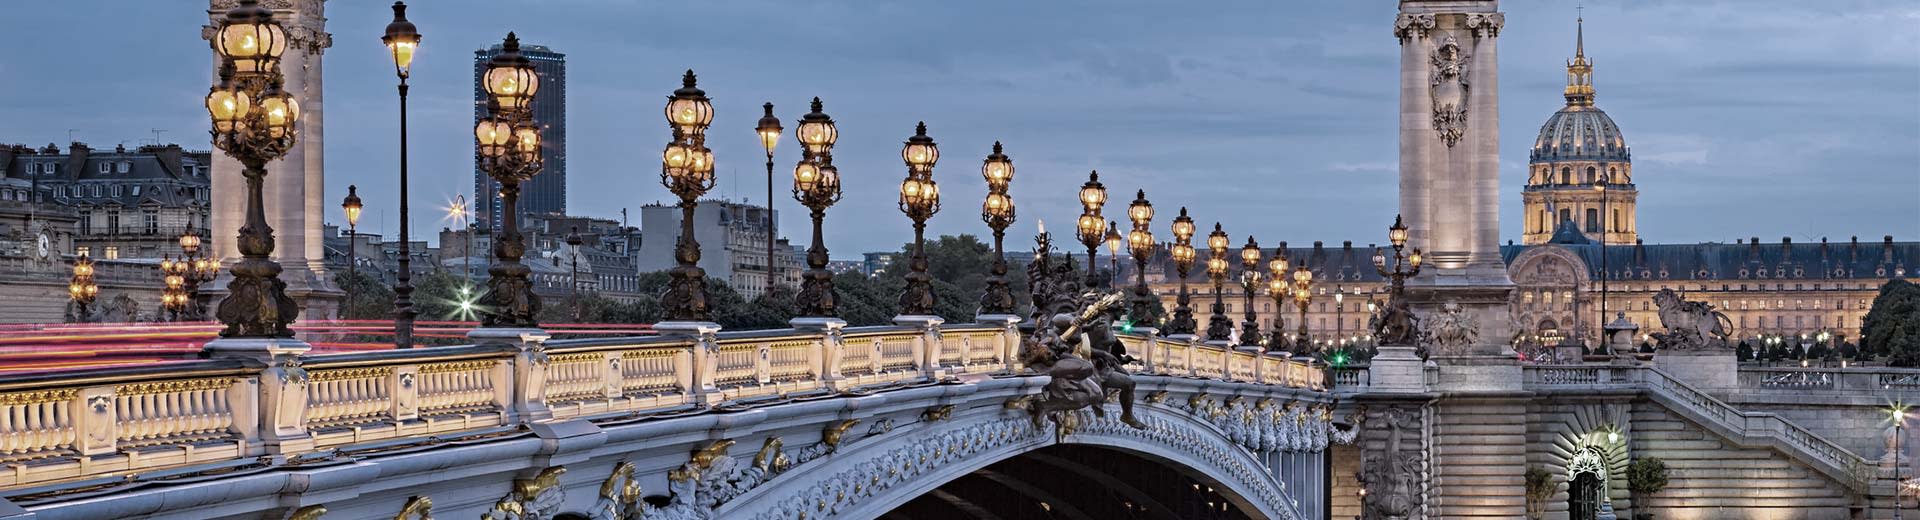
[113, 185, 123, 198]
[45, 163, 56, 174]
[142, 210, 158, 235]
[1585, 166, 1597, 184]
[117, 162, 130, 173]
[1559, 208, 1572, 226]
[104, 246, 119, 260]
[1560, 167, 1571, 184]
[1611, 209, 1621, 231]
[1585, 208, 1599, 232]
[98, 162, 110, 174]
[106, 211, 121, 232]
[91, 185, 101, 197]
[78, 211, 91, 234]
[75, 246, 89, 257]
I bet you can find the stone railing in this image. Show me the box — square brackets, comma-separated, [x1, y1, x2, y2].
[0, 321, 1322, 495]
[1524, 364, 1874, 491]
[1737, 366, 1920, 397]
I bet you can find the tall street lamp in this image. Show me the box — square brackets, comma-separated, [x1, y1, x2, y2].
[1126, 190, 1156, 324]
[757, 102, 783, 297]
[383, 0, 422, 348]
[897, 122, 941, 316]
[1291, 264, 1315, 358]
[475, 33, 546, 328]
[1204, 223, 1233, 343]
[1894, 401, 1910, 520]
[1075, 171, 1107, 289]
[1267, 249, 1291, 353]
[341, 185, 362, 279]
[206, 0, 303, 338]
[658, 70, 717, 323]
[450, 194, 473, 286]
[1593, 176, 1611, 348]
[979, 142, 1016, 316]
[1238, 236, 1263, 348]
[180, 230, 216, 320]
[1372, 215, 1424, 346]
[1104, 221, 1122, 289]
[565, 227, 583, 321]
[791, 98, 841, 318]
[69, 254, 97, 323]
[1164, 208, 1198, 336]
[162, 256, 188, 322]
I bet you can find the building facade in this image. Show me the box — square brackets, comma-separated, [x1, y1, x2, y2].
[634, 199, 797, 299]
[1522, 17, 1638, 246]
[0, 142, 212, 260]
[473, 41, 567, 234]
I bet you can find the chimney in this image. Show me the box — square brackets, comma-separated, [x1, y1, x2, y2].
[1634, 238, 1646, 265]
[66, 142, 90, 175]
[1748, 237, 1760, 260]
[1781, 237, 1792, 262]
[154, 144, 183, 177]
[1819, 237, 1830, 263]
[1886, 235, 1896, 263]
[1851, 236, 1860, 262]
[0, 145, 17, 177]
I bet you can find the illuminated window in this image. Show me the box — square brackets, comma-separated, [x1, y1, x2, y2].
[104, 246, 119, 260]
[76, 246, 89, 257]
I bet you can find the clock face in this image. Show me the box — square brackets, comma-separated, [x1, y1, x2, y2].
[36, 233, 49, 259]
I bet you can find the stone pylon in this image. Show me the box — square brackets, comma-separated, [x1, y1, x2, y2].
[201, 0, 342, 322]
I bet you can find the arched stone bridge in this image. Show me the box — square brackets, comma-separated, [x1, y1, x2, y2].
[0, 321, 1335, 519]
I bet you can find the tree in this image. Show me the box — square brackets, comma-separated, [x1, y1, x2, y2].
[1735, 341, 1753, 362]
[334, 271, 395, 320]
[873, 234, 1033, 321]
[1626, 457, 1669, 520]
[411, 270, 477, 321]
[1862, 279, 1920, 366]
[1524, 465, 1555, 520]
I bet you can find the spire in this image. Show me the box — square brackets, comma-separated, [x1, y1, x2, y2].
[1564, 12, 1596, 107]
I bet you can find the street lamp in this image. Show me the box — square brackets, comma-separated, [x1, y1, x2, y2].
[341, 185, 362, 279]
[1267, 249, 1291, 352]
[1126, 190, 1156, 324]
[1335, 289, 1347, 351]
[207, 0, 302, 338]
[1204, 223, 1233, 342]
[383, 0, 423, 348]
[1076, 171, 1108, 289]
[1372, 215, 1424, 346]
[896, 122, 941, 316]
[1238, 236, 1263, 348]
[177, 229, 215, 320]
[565, 227, 583, 321]
[69, 254, 98, 323]
[1291, 264, 1315, 358]
[757, 102, 783, 297]
[1895, 402, 1911, 520]
[1164, 207, 1199, 336]
[1105, 220, 1122, 289]
[979, 142, 1017, 316]
[162, 256, 189, 322]
[658, 70, 717, 323]
[450, 194, 474, 287]
[1593, 176, 1610, 347]
[475, 33, 546, 328]
[792, 98, 842, 318]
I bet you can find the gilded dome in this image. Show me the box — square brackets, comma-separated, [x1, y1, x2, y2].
[1530, 105, 1628, 163]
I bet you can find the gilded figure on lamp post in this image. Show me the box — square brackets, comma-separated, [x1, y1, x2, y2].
[896, 122, 941, 316]
[474, 33, 546, 328]
[1267, 248, 1292, 353]
[1162, 207, 1198, 336]
[791, 98, 841, 319]
[205, 0, 303, 338]
[1237, 236, 1263, 348]
[1372, 215, 1424, 346]
[979, 142, 1017, 317]
[1204, 223, 1233, 343]
[1075, 171, 1108, 290]
[1126, 190, 1156, 325]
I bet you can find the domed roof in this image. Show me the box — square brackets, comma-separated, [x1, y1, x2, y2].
[1529, 16, 1630, 164]
[1531, 105, 1628, 163]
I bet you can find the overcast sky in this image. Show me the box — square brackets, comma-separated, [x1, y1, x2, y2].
[1, 0, 1914, 256]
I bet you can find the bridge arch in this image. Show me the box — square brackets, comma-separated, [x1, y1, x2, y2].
[719, 403, 1308, 520]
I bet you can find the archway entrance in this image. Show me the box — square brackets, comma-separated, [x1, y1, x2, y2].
[883, 444, 1257, 520]
[1568, 472, 1601, 520]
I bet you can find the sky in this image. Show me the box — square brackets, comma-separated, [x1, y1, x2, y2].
[1, 0, 1915, 257]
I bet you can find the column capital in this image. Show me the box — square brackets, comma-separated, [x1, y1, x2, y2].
[1466, 12, 1506, 39]
[1393, 13, 1436, 44]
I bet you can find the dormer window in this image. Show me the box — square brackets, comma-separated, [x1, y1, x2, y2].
[98, 162, 110, 174]
[117, 162, 130, 174]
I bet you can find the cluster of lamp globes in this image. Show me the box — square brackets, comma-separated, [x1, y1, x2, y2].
[203, 0, 302, 147]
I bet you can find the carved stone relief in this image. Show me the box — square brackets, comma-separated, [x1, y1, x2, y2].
[1429, 37, 1471, 148]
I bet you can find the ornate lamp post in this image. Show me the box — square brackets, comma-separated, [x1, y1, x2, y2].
[757, 102, 783, 297]
[340, 185, 361, 277]
[475, 33, 546, 328]
[1267, 249, 1291, 352]
[1237, 236, 1263, 348]
[658, 71, 717, 323]
[1372, 215, 1424, 346]
[1204, 223, 1233, 343]
[1593, 176, 1613, 348]
[383, 0, 422, 348]
[179, 230, 216, 320]
[1075, 171, 1108, 289]
[1163, 208, 1198, 336]
[896, 122, 941, 316]
[1291, 264, 1315, 357]
[162, 256, 188, 322]
[69, 254, 97, 323]
[979, 142, 1017, 316]
[206, 0, 303, 338]
[791, 98, 842, 319]
[1104, 222, 1122, 289]
[1126, 190, 1156, 324]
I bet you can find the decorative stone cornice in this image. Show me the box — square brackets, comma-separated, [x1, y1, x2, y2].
[1394, 13, 1436, 43]
[1466, 12, 1505, 39]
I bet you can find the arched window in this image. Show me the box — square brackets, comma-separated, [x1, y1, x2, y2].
[1607, 167, 1617, 183]
[1585, 166, 1597, 184]
[1560, 167, 1571, 184]
[1559, 208, 1572, 226]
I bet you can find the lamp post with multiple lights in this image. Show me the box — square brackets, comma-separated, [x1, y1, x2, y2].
[1126, 190, 1156, 324]
[178, 230, 216, 320]
[896, 123, 942, 317]
[1291, 264, 1315, 358]
[979, 142, 1017, 316]
[1204, 224, 1233, 343]
[1372, 215, 1424, 346]
[69, 255, 97, 323]
[791, 98, 842, 319]
[205, 0, 304, 338]
[1266, 249, 1291, 353]
[474, 33, 546, 328]
[1237, 237, 1263, 348]
[1075, 171, 1108, 289]
[382, 0, 422, 348]
[658, 71, 717, 324]
[1164, 208, 1198, 337]
[161, 256, 189, 322]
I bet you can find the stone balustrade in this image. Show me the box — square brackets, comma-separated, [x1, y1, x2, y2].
[1738, 366, 1920, 397]
[0, 321, 1323, 496]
